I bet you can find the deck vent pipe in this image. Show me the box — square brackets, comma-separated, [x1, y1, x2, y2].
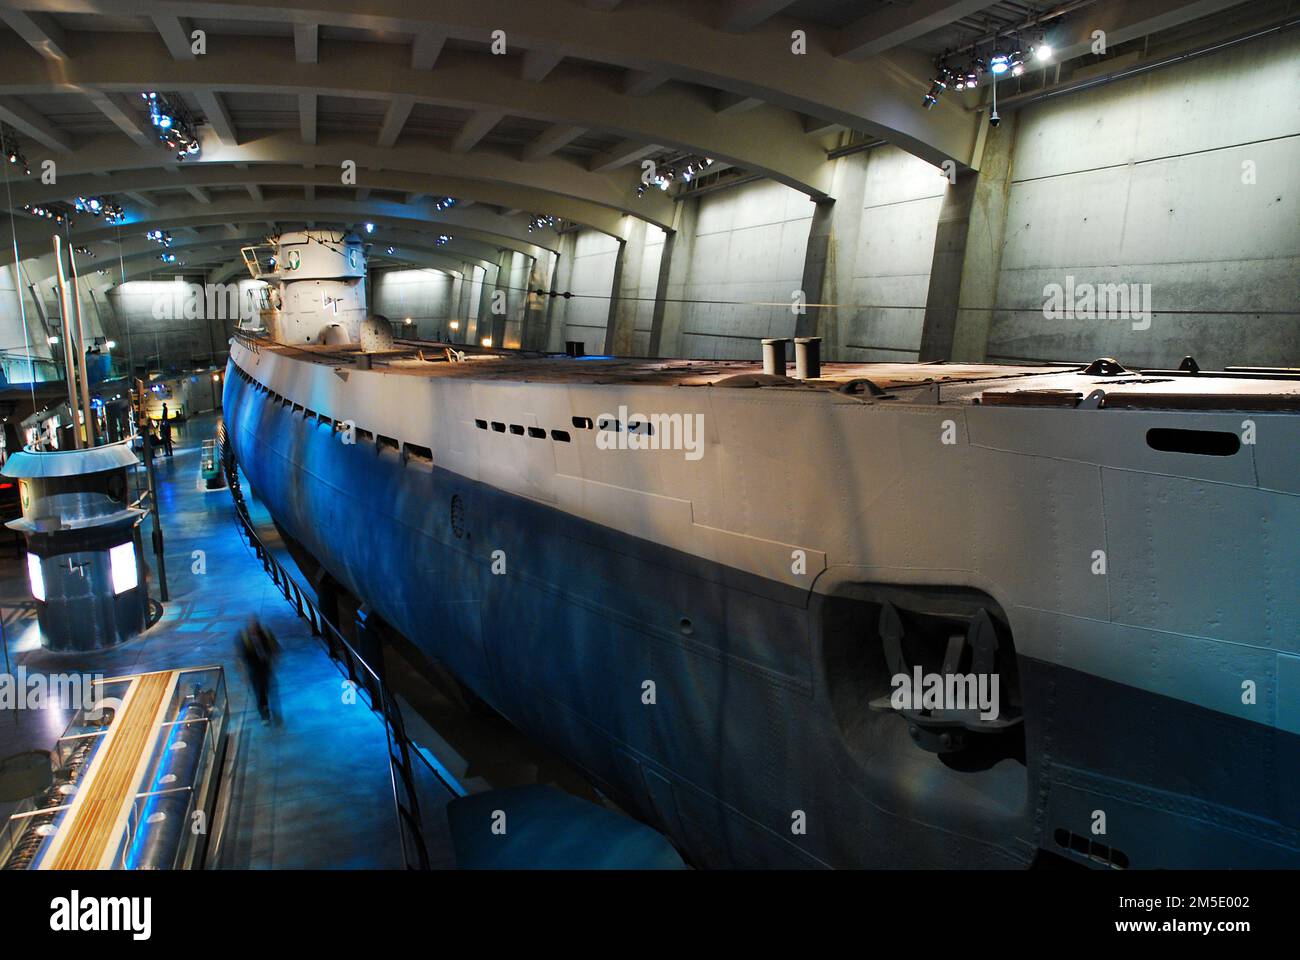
[762, 338, 791, 377]
[794, 337, 821, 380]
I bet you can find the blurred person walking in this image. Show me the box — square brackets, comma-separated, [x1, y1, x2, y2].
[238, 616, 280, 724]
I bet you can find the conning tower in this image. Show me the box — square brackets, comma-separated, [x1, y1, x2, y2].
[241, 230, 368, 346]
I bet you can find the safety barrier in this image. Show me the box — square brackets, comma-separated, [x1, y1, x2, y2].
[217, 422, 444, 869]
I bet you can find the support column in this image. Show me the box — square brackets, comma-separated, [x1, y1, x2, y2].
[951, 114, 1017, 362]
[647, 229, 676, 358]
[608, 219, 649, 357]
[490, 249, 511, 349]
[796, 199, 835, 339]
[656, 197, 699, 358]
[547, 232, 578, 353]
[920, 114, 1018, 362]
[918, 172, 978, 361]
[522, 254, 550, 351]
[448, 271, 464, 339]
[600, 239, 627, 356]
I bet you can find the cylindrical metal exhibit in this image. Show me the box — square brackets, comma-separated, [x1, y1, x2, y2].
[2, 441, 148, 652]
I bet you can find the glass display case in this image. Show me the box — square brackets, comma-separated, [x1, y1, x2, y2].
[0, 666, 228, 870]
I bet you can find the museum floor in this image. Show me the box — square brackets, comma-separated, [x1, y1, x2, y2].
[0, 414, 453, 868]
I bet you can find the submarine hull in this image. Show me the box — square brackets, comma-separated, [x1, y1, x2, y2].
[223, 343, 1300, 869]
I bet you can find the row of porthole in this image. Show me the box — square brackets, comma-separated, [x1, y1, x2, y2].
[233, 364, 432, 462]
[235, 364, 649, 463]
[471, 415, 655, 443]
[475, 419, 570, 443]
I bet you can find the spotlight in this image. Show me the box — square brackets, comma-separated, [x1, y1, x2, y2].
[48, 335, 59, 345]
[105, 339, 117, 349]
[364, 222, 375, 234]
[1035, 43, 1052, 62]
[989, 51, 1010, 75]
[480, 337, 492, 347]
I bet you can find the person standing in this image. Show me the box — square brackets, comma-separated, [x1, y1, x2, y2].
[160, 403, 174, 457]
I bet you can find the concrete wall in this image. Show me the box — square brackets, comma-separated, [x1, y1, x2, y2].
[371, 267, 458, 340]
[106, 278, 234, 372]
[663, 178, 814, 360]
[550, 230, 619, 353]
[986, 27, 1300, 368]
[834, 147, 946, 362]
[0, 263, 59, 381]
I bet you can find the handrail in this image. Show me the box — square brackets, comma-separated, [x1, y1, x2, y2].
[218, 423, 445, 869]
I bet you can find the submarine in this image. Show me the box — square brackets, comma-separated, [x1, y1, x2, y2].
[222, 229, 1300, 869]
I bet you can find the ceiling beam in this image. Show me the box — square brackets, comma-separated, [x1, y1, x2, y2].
[521, 50, 564, 82]
[0, 9, 68, 60]
[246, 184, 262, 201]
[0, 95, 72, 153]
[193, 91, 238, 145]
[1041, 0, 1257, 63]
[7, 196, 555, 258]
[622, 69, 671, 96]
[521, 123, 587, 162]
[714, 91, 764, 115]
[1, 132, 670, 234]
[299, 93, 317, 145]
[450, 110, 503, 153]
[86, 92, 153, 146]
[411, 28, 447, 70]
[717, 1, 797, 34]
[589, 139, 659, 173]
[0, 1, 983, 170]
[185, 185, 210, 203]
[150, 14, 196, 61]
[377, 95, 414, 148]
[124, 190, 156, 208]
[294, 22, 319, 63]
[837, 0, 1000, 60]
[0, 32, 836, 193]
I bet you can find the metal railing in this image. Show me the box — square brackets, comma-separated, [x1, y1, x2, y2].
[218, 422, 439, 869]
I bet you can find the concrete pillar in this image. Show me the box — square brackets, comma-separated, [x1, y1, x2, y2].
[657, 197, 700, 358]
[647, 229, 676, 358]
[942, 114, 1018, 362]
[797, 199, 835, 339]
[490, 249, 511, 349]
[522, 253, 551, 351]
[601, 239, 627, 356]
[607, 219, 651, 357]
[547, 231, 578, 353]
[804, 149, 868, 360]
[917, 171, 978, 361]
[449, 272, 464, 339]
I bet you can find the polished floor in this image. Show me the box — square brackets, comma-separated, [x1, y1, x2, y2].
[0, 415, 437, 868]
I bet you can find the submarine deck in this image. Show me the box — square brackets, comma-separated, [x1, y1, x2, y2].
[236, 336, 1300, 411]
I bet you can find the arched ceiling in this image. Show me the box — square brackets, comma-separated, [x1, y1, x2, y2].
[0, 0, 1254, 284]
